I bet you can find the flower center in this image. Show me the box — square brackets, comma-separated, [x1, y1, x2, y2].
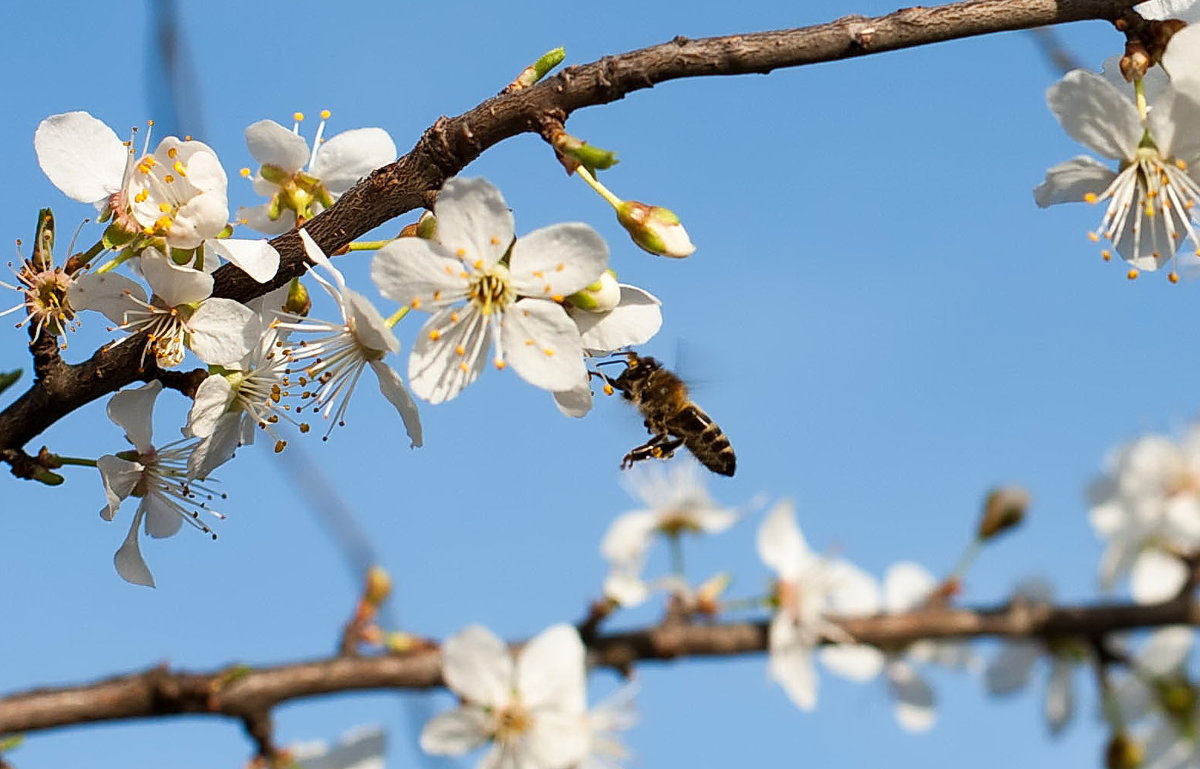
[467, 267, 514, 316]
[492, 702, 533, 744]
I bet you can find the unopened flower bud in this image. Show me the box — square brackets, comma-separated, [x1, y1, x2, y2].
[400, 211, 437, 239]
[617, 201, 695, 258]
[978, 486, 1030, 540]
[567, 269, 620, 312]
[1105, 732, 1143, 769]
[285, 277, 311, 317]
[364, 565, 392, 606]
[696, 571, 732, 616]
[552, 132, 618, 171]
[1120, 41, 1151, 82]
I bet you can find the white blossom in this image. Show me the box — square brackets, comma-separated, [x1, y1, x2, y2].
[1113, 627, 1199, 769]
[984, 580, 1078, 734]
[580, 683, 638, 769]
[600, 460, 738, 607]
[757, 500, 880, 711]
[34, 111, 279, 282]
[371, 177, 607, 404]
[98, 380, 224, 587]
[290, 726, 386, 769]
[421, 624, 589, 769]
[238, 112, 396, 235]
[1034, 69, 1200, 277]
[275, 230, 421, 446]
[68, 248, 259, 368]
[1088, 428, 1200, 603]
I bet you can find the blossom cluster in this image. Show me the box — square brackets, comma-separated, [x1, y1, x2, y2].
[20, 110, 668, 586]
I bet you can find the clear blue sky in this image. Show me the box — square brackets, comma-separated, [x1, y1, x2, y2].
[0, 1, 1185, 767]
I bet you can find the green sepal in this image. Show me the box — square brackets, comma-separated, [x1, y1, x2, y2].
[102, 223, 136, 250]
[0, 369, 21, 397]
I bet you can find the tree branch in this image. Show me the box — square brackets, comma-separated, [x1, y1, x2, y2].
[0, 0, 1135, 464]
[0, 595, 1191, 735]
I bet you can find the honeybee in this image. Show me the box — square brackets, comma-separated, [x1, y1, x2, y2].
[596, 352, 736, 477]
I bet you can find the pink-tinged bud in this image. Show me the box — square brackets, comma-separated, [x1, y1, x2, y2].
[616, 201, 695, 258]
[567, 269, 620, 312]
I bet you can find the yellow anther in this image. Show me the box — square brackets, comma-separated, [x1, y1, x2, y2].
[524, 338, 534, 346]
[542, 347, 555, 356]
[455, 344, 465, 356]
[603, 383, 614, 396]
[551, 294, 563, 303]
[1084, 192, 1098, 204]
[555, 263, 564, 271]
[154, 215, 173, 232]
[456, 248, 467, 258]
[532, 270, 544, 279]
[159, 202, 172, 213]
[543, 283, 552, 293]
[136, 157, 157, 174]
[173, 160, 187, 176]
[1088, 232, 1100, 242]
[450, 312, 460, 323]
[134, 190, 149, 203]
[458, 362, 469, 372]
[294, 112, 305, 122]
[274, 440, 286, 453]
[473, 259, 483, 269]
[444, 265, 455, 275]
[411, 297, 422, 309]
[320, 109, 331, 119]
[429, 329, 441, 341]
[1169, 271, 1180, 283]
[1127, 268, 1139, 280]
[432, 290, 442, 300]
[147, 119, 155, 127]
[490, 236, 500, 245]
[241, 168, 251, 177]
[494, 358, 506, 369]
[167, 147, 178, 159]
[1101, 250, 1112, 261]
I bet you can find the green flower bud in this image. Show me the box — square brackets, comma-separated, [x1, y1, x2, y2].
[978, 486, 1030, 540]
[616, 201, 695, 258]
[566, 269, 620, 312]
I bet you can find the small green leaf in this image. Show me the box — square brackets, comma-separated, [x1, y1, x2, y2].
[0, 369, 21, 397]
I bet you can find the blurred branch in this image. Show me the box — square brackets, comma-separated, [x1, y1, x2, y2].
[0, 594, 1194, 735]
[1029, 26, 1086, 74]
[0, 0, 1137, 465]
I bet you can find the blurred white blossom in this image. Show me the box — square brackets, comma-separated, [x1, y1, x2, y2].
[291, 726, 386, 769]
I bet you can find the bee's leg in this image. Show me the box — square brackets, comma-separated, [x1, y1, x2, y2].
[621, 434, 685, 469]
[588, 369, 619, 396]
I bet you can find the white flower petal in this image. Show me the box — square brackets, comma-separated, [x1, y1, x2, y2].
[245, 120, 310, 173]
[35, 111, 127, 205]
[408, 305, 490, 404]
[114, 508, 155, 587]
[107, 380, 162, 452]
[500, 299, 586, 392]
[1162, 23, 1200, 97]
[553, 379, 594, 418]
[819, 644, 885, 681]
[442, 625, 514, 706]
[97, 455, 144, 520]
[1139, 626, 1194, 676]
[1130, 548, 1189, 604]
[207, 238, 280, 283]
[986, 640, 1040, 694]
[371, 238, 469, 311]
[345, 290, 399, 355]
[826, 559, 881, 616]
[188, 414, 243, 481]
[884, 561, 937, 613]
[1047, 70, 1142, 160]
[516, 624, 586, 713]
[294, 725, 386, 769]
[768, 616, 818, 710]
[600, 511, 659, 565]
[434, 178, 514, 268]
[603, 569, 649, 607]
[1044, 658, 1074, 734]
[757, 500, 808, 581]
[166, 190, 231, 250]
[144, 495, 185, 539]
[526, 710, 591, 768]
[68, 272, 145, 326]
[187, 375, 234, 438]
[1033, 156, 1116, 207]
[1137, 0, 1200, 22]
[509, 223, 609, 299]
[187, 298, 258, 366]
[369, 360, 423, 448]
[237, 203, 297, 236]
[573, 285, 663, 353]
[141, 249, 214, 308]
[312, 127, 397, 194]
[887, 661, 937, 732]
[419, 707, 490, 756]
